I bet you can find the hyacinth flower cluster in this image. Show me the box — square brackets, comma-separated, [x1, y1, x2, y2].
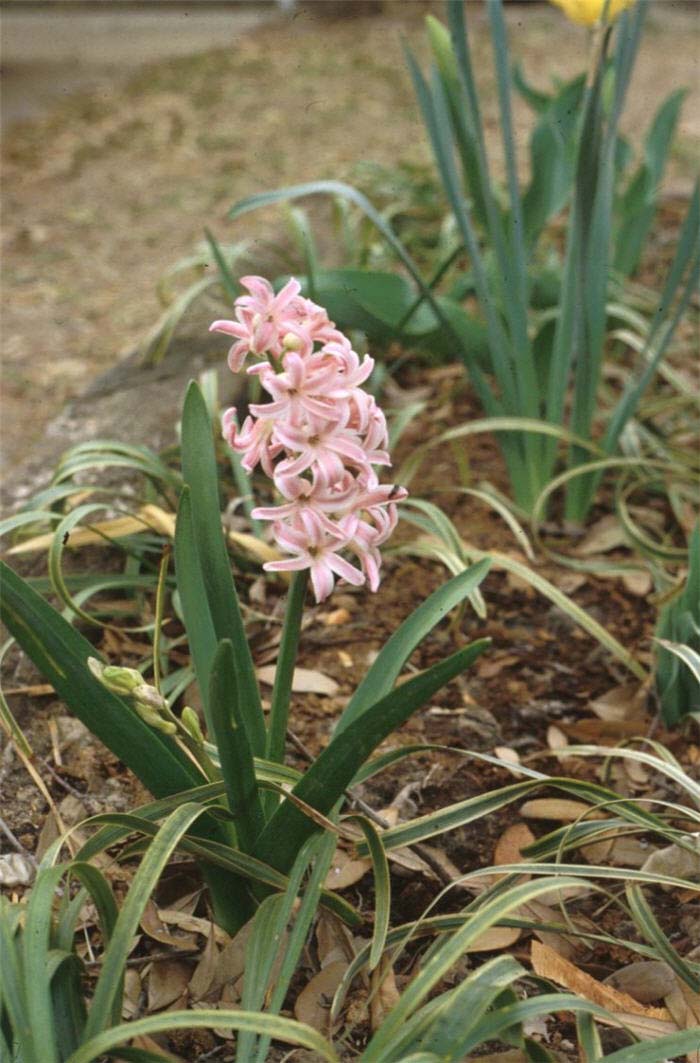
[210, 276, 407, 602]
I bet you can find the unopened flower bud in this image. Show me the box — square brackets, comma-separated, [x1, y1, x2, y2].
[132, 684, 169, 715]
[133, 703, 178, 735]
[180, 706, 204, 744]
[88, 657, 143, 696]
[282, 331, 302, 351]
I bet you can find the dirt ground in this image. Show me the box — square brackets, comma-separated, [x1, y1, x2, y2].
[1, 0, 698, 472]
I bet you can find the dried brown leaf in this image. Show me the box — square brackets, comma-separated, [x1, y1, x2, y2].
[575, 515, 626, 556]
[589, 683, 648, 724]
[531, 940, 671, 1021]
[188, 927, 220, 1002]
[466, 926, 521, 953]
[370, 962, 400, 1032]
[546, 725, 568, 750]
[256, 665, 339, 696]
[316, 912, 356, 969]
[520, 798, 606, 822]
[294, 960, 347, 1034]
[494, 823, 535, 870]
[147, 959, 190, 1012]
[664, 978, 700, 1063]
[324, 848, 372, 891]
[140, 900, 198, 952]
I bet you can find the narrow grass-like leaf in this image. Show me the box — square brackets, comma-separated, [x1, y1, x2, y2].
[600, 1029, 700, 1063]
[627, 883, 700, 991]
[400, 955, 525, 1059]
[22, 866, 66, 1063]
[361, 775, 669, 855]
[83, 804, 207, 1040]
[0, 901, 35, 1061]
[363, 876, 583, 1057]
[656, 639, 700, 690]
[180, 381, 265, 756]
[347, 816, 390, 971]
[237, 895, 290, 1062]
[577, 1012, 603, 1062]
[68, 1011, 338, 1063]
[459, 993, 614, 1055]
[209, 639, 265, 851]
[253, 833, 337, 1063]
[203, 226, 239, 304]
[256, 639, 490, 873]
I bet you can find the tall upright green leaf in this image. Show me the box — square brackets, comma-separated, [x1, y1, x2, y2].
[255, 639, 490, 874]
[179, 382, 265, 756]
[209, 639, 265, 851]
[336, 558, 490, 734]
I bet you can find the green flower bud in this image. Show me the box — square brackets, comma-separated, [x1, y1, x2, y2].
[132, 683, 169, 715]
[180, 706, 204, 744]
[88, 656, 143, 695]
[133, 703, 177, 735]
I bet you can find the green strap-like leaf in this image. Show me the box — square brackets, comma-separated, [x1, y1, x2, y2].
[336, 558, 490, 735]
[209, 639, 265, 851]
[0, 560, 201, 797]
[255, 638, 490, 874]
[180, 381, 265, 756]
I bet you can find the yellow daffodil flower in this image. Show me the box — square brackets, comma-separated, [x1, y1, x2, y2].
[550, 0, 636, 26]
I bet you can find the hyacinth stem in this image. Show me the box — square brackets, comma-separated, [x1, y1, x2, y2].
[265, 570, 309, 799]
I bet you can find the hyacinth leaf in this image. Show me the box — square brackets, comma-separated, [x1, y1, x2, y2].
[336, 558, 491, 736]
[180, 381, 265, 757]
[255, 638, 490, 874]
[209, 638, 265, 852]
[0, 561, 200, 798]
[174, 486, 218, 730]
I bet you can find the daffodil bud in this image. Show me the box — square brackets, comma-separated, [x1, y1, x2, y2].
[549, 0, 636, 26]
[88, 657, 143, 696]
[180, 706, 204, 744]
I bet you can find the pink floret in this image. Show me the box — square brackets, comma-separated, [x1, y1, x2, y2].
[213, 275, 406, 602]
